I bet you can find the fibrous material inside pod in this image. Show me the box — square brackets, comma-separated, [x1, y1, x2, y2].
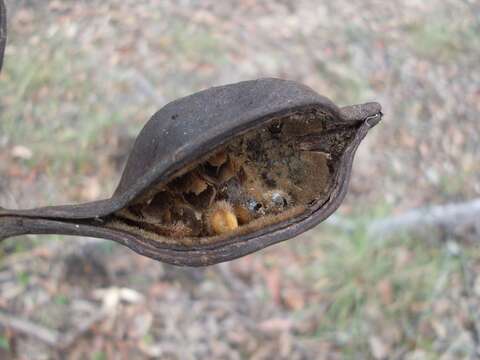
[111, 112, 336, 243]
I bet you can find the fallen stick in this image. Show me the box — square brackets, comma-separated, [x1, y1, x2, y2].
[0, 309, 107, 350]
[0, 311, 58, 346]
[367, 198, 480, 239]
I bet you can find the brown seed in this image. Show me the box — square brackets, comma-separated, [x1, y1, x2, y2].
[208, 151, 228, 167]
[234, 205, 253, 225]
[142, 191, 173, 222]
[218, 158, 237, 182]
[189, 173, 208, 195]
[184, 185, 216, 209]
[172, 204, 202, 236]
[162, 209, 172, 223]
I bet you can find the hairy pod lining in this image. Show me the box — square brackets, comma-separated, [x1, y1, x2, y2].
[105, 108, 357, 247]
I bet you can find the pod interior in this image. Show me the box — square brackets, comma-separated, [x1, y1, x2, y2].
[105, 108, 357, 247]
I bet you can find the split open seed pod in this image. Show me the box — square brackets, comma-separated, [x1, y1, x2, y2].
[0, 78, 382, 266]
[0, 0, 382, 266]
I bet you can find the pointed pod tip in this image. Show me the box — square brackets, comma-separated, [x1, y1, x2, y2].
[365, 111, 383, 128]
[340, 102, 383, 125]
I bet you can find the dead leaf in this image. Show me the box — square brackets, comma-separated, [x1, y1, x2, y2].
[93, 287, 145, 312]
[369, 335, 389, 359]
[11, 145, 33, 160]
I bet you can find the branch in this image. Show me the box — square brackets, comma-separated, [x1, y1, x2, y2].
[0, 311, 58, 346]
[367, 198, 480, 239]
[0, 309, 106, 350]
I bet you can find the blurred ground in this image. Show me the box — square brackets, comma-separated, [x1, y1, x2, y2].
[0, 0, 479, 359]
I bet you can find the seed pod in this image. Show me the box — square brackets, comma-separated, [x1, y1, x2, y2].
[0, 77, 382, 266]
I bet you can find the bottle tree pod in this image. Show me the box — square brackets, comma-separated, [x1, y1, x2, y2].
[0, 3, 383, 266]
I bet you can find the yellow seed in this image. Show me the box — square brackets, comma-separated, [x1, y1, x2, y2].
[211, 210, 238, 234]
[207, 201, 239, 235]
